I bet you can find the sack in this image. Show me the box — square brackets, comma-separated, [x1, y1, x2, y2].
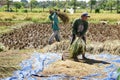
[69, 37, 86, 58]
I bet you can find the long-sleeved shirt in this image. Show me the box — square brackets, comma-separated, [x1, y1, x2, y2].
[72, 18, 88, 36]
[49, 12, 59, 31]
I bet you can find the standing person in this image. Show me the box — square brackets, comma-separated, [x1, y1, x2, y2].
[48, 10, 60, 45]
[71, 12, 90, 60]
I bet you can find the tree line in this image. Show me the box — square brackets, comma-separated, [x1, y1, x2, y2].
[0, 0, 120, 13]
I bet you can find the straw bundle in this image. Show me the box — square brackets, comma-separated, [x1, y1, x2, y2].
[58, 12, 69, 24]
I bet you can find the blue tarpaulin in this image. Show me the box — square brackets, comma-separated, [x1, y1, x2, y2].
[1, 52, 120, 80]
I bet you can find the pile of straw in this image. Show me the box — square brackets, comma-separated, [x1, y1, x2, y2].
[42, 60, 105, 79]
[58, 12, 69, 24]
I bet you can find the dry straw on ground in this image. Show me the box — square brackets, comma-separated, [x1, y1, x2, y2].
[42, 40, 120, 55]
[0, 50, 32, 78]
[0, 23, 120, 50]
[42, 60, 108, 79]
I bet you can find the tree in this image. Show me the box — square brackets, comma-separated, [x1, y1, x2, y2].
[21, 0, 28, 3]
[90, 0, 96, 13]
[21, 0, 28, 8]
[73, 0, 76, 13]
[30, 0, 38, 12]
[76, 1, 86, 9]
[117, 0, 120, 13]
[70, 0, 76, 13]
[6, 0, 10, 11]
[106, 0, 116, 13]
[96, 0, 107, 10]
[42, 1, 45, 12]
[14, 1, 22, 12]
[6, 0, 13, 11]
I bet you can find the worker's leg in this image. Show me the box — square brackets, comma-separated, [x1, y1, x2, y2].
[55, 31, 60, 42]
[81, 36, 87, 59]
[70, 34, 76, 45]
[48, 31, 57, 45]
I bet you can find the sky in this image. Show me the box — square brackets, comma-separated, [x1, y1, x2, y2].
[13, 0, 90, 2]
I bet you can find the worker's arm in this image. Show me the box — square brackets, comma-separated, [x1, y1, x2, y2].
[49, 13, 53, 21]
[72, 19, 78, 35]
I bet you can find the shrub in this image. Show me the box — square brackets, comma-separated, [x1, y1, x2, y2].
[22, 9, 28, 13]
[95, 8, 100, 13]
[117, 11, 120, 14]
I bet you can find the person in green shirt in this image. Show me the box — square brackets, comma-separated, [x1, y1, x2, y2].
[48, 10, 60, 45]
[71, 12, 90, 60]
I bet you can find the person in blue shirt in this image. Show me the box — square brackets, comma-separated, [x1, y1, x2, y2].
[48, 10, 60, 45]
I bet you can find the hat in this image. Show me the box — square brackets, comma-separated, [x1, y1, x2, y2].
[81, 12, 90, 17]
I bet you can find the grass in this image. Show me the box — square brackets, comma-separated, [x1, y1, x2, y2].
[0, 12, 120, 23]
[0, 50, 30, 78]
[0, 21, 33, 35]
[0, 26, 14, 34]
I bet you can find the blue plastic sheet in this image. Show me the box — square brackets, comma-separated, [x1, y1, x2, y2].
[1, 52, 120, 80]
